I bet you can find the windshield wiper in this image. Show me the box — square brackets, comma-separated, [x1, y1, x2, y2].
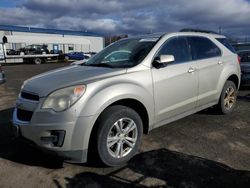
[82, 63, 114, 68]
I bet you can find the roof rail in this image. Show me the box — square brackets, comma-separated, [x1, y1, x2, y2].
[179, 28, 218, 34]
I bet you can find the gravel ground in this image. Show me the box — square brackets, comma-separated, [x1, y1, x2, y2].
[0, 63, 249, 188]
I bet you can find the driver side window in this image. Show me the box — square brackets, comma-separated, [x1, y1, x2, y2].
[157, 37, 191, 64]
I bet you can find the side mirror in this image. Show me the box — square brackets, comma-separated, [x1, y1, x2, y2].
[159, 55, 175, 64]
[153, 55, 175, 68]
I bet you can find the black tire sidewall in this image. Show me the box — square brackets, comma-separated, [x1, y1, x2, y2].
[220, 81, 237, 114]
[96, 105, 143, 166]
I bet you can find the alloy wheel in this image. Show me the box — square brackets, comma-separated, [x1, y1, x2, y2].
[107, 118, 138, 159]
[224, 86, 236, 110]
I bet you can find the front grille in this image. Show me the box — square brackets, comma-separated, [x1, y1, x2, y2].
[17, 109, 33, 122]
[21, 92, 39, 101]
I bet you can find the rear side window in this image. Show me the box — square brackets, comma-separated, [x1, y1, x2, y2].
[188, 37, 221, 60]
[216, 38, 236, 53]
[157, 37, 191, 63]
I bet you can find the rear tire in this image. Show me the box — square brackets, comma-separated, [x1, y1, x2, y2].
[93, 105, 143, 167]
[216, 81, 237, 114]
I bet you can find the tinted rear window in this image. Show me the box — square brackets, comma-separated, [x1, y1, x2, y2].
[216, 38, 236, 53]
[188, 37, 221, 60]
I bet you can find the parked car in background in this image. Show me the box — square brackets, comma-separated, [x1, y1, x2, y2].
[65, 52, 87, 60]
[0, 64, 6, 84]
[50, 50, 65, 60]
[7, 49, 21, 55]
[84, 52, 96, 58]
[12, 31, 240, 167]
[20, 44, 49, 55]
[238, 50, 250, 86]
[70, 52, 98, 65]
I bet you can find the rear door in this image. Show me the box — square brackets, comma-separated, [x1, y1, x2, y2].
[187, 36, 223, 107]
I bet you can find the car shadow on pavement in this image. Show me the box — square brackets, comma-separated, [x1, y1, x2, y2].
[237, 94, 250, 102]
[238, 86, 250, 101]
[0, 108, 63, 169]
[197, 107, 221, 115]
[63, 149, 250, 188]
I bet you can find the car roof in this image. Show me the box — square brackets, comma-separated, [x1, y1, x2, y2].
[130, 32, 225, 41]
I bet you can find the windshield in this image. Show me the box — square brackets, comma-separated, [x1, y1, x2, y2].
[84, 38, 157, 68]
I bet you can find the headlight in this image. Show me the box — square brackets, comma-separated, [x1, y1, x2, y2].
[41, 85, 86, 112]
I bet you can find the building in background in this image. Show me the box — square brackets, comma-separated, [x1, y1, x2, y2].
[0, 25, 104, 54]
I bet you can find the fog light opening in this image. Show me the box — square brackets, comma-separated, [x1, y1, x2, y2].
[40, 130, 65, 147]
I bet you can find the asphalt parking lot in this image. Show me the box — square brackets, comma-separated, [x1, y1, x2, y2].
[0, 63, 250, 188]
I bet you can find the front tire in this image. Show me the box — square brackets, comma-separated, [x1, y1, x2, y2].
[95, 105, 143, 167]
[216, 81, 237, 114]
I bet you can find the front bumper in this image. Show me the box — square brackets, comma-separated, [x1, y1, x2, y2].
[12, 107, 98, 163]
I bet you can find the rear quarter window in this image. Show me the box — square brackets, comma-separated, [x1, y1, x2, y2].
[216, 38, 236, 53]
[188, 37, 221, 60]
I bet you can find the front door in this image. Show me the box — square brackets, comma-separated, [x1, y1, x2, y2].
[152, 36, 198, 124]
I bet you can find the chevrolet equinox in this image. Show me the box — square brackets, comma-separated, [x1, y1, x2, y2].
[13, 31, 241, 166]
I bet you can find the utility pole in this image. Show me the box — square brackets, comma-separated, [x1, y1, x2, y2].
[219, 27, 222, 34]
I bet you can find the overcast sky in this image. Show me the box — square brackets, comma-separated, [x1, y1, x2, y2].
[0, 0, 250, 38]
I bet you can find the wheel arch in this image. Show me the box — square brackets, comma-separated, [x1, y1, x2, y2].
[109, 98, 150, 134]
[217, 63, 241, 101]
[87, 98, 150, 162]
[227, 74, 239, 89]
[215, 71, 240, 107]
[89, 98, 150, 140]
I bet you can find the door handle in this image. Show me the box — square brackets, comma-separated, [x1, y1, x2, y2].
[188, 67, 196, 73]
[218, 60, 224, 65]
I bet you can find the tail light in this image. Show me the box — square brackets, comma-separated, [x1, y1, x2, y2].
[237, 56, 241, 64]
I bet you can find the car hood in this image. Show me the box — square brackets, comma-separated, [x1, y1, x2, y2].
[22, 65, 126, 97]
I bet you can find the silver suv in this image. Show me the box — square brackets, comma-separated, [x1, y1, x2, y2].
[13, 31, 241, 166]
